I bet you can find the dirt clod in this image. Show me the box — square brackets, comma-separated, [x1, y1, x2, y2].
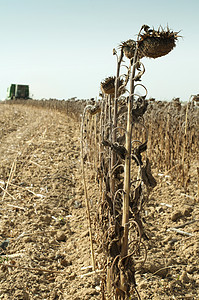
[56, 230, 66, 242]
[171, 210, 183, 221]
[179, 270, 190, 284]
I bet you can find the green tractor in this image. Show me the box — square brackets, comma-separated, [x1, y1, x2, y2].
[7, 84, 30, 100]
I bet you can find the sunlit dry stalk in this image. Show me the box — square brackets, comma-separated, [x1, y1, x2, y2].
[174, 120, 180, 163]
[98, 99, 105, 198]
[165, 113, 170, 170]
[107, 94, 113, 296]
[182, 99, 190, 186]
[111, 48, 124, 222]
[120, 44, 139, 295]
[2, 156, 17, 201]
[80, 107, 96, 271]
[92, 114, 98, 181]
[159, 122, 164, 170]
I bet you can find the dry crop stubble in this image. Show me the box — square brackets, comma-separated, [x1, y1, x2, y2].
[0, 104, 102, 299]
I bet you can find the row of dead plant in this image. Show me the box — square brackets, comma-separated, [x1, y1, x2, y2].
[2, 97, 198, 190]
[134, 97, 199, 189]
[80, 25, 184, 300]
[2, 98, 88, 122]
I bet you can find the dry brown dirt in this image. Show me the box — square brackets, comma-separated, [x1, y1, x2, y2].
[0, 104, 199, 300]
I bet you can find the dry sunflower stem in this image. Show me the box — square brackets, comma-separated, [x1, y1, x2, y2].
[81, 24, 180, 299]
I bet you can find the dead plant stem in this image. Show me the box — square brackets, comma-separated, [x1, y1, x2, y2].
[80, 109, 96, 271]
[120, 48, 138, 295]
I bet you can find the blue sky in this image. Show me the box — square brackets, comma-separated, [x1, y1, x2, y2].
[0, 0, 198, 101]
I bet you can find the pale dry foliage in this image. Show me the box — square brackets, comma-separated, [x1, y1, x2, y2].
[80, 97, 199, 299]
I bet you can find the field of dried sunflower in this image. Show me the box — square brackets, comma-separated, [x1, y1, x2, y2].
[0, 96, 199, 300]
[0, 24, 199, 300]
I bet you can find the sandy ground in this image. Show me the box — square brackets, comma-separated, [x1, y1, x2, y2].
[0, 104, 199, 300]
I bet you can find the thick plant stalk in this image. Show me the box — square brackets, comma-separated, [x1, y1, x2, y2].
[120, 49, 138, 293]
[99, 98, 105, 198]
[107, 94, 113, 295]
[108, 95, 113, 194]
[94, 114, 98, 181]
[182, 100, 189, 186]
[121, 98, 132, 256]
[113, 48, 124, 141]
[106, 51, 125, 297]
[80, 108, 96, 271]
[165, 113, 170, 170]
[2, 156, 17, 201]
[111, 49, 124, 218]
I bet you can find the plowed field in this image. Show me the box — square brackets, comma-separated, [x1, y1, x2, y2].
[0, 104, 199, 299]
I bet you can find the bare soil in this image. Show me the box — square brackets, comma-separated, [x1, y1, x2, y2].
[0, 104, 199, 299]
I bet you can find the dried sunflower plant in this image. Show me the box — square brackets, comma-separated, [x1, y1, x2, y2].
[81, 25, 180, 299]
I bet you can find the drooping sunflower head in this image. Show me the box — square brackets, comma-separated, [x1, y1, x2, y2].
[138, 25, 180, 59]
[100, 76, 124, 95]
[119, 39, 137, 59]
